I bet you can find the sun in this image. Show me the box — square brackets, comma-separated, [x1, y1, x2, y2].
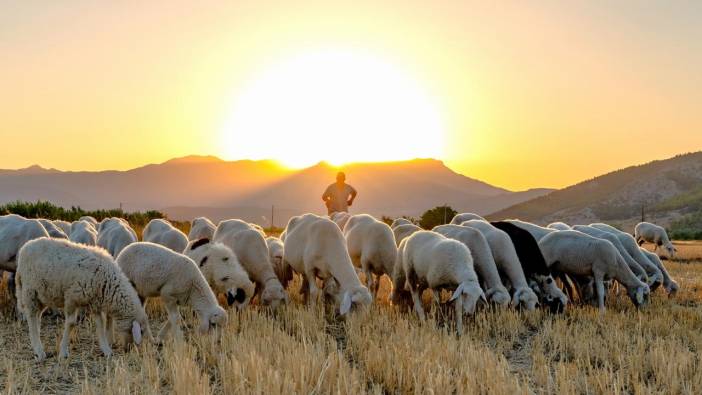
[220, 49, 447, 168]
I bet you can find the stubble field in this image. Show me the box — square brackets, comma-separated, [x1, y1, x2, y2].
[0, 241, 700, 394]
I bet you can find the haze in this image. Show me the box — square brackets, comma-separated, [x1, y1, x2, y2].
[2, 1, 701, 190]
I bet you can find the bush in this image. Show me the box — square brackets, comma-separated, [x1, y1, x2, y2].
[418, 205, 457, 230]
[668, 210, 702, 240]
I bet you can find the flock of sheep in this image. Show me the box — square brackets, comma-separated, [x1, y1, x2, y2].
[0, 211, 679, 361]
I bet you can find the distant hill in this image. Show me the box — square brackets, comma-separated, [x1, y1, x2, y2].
[488, 151, 702, 231]
[0, 156, 552, 225]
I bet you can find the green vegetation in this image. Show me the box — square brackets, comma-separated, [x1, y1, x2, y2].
[418, 205, 456, 229]
[669, 210, 702, 240]
[654, 186, 702, 213]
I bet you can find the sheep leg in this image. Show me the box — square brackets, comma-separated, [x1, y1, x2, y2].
[26, 305, 46, 361]
[454, 295, 464, 335]
[406, 268, 425, 320]
[305, 270, 320, 306]
[105, 314, 114, 344]
[594, 273, 606, 315]
[59, 307, 79, 359]
[364, 268, 375, 299]
[94, 313, 113, 357]
[160, 299, 183, 341]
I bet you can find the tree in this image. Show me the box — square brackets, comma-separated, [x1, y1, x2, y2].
[419, 205, 457, 229]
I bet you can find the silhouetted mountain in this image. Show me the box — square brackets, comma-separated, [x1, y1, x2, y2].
[0, 156, 552, 225]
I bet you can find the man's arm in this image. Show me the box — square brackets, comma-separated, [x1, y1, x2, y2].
[347, 185, 357, 206]
[322, 185, 331, 202]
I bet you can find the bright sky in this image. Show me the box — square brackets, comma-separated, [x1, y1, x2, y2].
[2, 1, 701, 190]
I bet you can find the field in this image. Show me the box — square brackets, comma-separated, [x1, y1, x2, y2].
[0, 242, 700, 394]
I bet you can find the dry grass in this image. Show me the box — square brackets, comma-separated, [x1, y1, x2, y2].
[0, 243, 701, 394]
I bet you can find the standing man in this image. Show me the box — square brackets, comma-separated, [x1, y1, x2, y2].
[322, 172, 357, 215]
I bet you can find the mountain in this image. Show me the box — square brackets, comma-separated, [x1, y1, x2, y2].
[0, 155, 552, 225]
[487, 151, 702, 230]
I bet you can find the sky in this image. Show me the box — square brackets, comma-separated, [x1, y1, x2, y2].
[2, 1, 701, 190]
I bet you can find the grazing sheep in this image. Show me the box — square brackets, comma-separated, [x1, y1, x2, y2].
[571, 225, 649, 283]
[538, 230, 650, 313]
[451, 213, 485, 225]
[265, 237, 292, 286]
[393, 223, 422, 247]
[53, 220, 72, 235]
[330, 211, 351, 230]
[390, 218, 413, 229]
[79, 216, 99, 228]
[188, 217, 216, 241]
[590, 223, 664, 289]
[640, 248, 679, 296]
[99, 217, 138, 240]
[343, 214, 397, 299]
[213, 219, 287, 307]
[0, 214, 49, 272]
[460, 220, 539, 310]
[16, 238, 150, 361]
[69, 220, 98, 246]
[38, 219, 68, 239]
[392, 231, 485, 333]
[547, 222, 571, 231]
[143, 219, 189, 253]
[635, 222, 676, 258]
[283, 214, 371, 315]
[117, 242, 227, 340]
[491, 221, 568, 312]
[184, 238, 255, 309]
[97, 219, 137, 258]
[501, 219, 555, 242]
[433, 224, 511, 307]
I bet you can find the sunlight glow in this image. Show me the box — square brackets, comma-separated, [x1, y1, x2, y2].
[220, 50, 446, 168]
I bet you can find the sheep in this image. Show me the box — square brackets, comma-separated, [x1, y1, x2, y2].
[188, 217, 216, 241]
[571, 225, 649, 283]
[38, 219, 68, 239]
[16, 238, 150, 361]
[69, 220, 98, 246]
[184, 238, 255, 308]
[635, 222, 676, 258]
[0, 214, 50, 272]
[538, 230, 650, 313]
[391, 231, 485, 333]
[460, 220, 539, 310]
[330, 211, 351, 230]
[79, 216, 99, 228]
[490, 221, 568, 312]
[53, 220, 73, 235]
[393, 223, 422, 247]
[547, 222, 571, 231]
[451, 212, 485, 225]
[116, 242, 227, 340]
[433, 225, 511, 307]
[99, 217, 138, 240]
[213, 219, 287, 307]
[97, 220, 137, 258]
[501, 219, 555, 242]
[143, 219, 189, 253]
[640, 248, 679, 296]
[390, 218, 413, 229]
[283, 214, 372, 315]
[589, 223, 664, 290]
[343, 214, 397, 299]
[265, 236, 292, 286]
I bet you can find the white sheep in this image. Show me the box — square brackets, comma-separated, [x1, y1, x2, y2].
[538, 230, 650, 313]
[188, 217, 216, 241]
[99, 217, 138, 239]
[117, 242, 227, 340]
[69, 220, 98, 246]
[0, 214, 50, 272]
[635, 222, 676, 258]
[547, 222, 571, 231]
[184, 238, 255, 308]
[213, 219, 287, 307]
[571, 225, 649, 282]
[79, 216, 99, 228]
[433, 224, 511, 307]
[265, 236, 292, 286]
[640, 247, 679, 296]
[53, 220, 72, 235]
[97, 219, 137, 258]
[392, 223, 422, 247]
[16, 238, 150, 360]
[283, 214, 372, 315]
[589, 223, 664, 289]
[330, 211, 351, 230]
[451, 212, 486, 225]
[392, 231, 486, 333]
[390, 218, 413, 229]
[143, 219, 189, 253]
[343, 214, 397, 299]
[38, 219, 68, 239]
[501, 219, 555, 242]
[460, 220, 539, 310]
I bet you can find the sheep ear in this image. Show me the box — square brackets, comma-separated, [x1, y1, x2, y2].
[132, 321, 142, 345]
[450, 283, 465, 302]
[340, 291, 352, 315]
[191, 238, 210, 251]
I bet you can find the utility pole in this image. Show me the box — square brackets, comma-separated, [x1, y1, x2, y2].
[641, 204, 645, 223]
[271, 205, 275, 229]
[119, 202, 123, 212]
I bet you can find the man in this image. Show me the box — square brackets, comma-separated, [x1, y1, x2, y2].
[322, 172, 357, 215]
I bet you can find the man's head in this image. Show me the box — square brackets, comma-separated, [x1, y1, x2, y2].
[336, 172, 346, 183]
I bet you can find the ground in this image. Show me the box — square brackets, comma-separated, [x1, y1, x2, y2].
[0, 242, 700, 394]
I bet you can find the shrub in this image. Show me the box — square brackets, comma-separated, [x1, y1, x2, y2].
[418, 205, 457, 229]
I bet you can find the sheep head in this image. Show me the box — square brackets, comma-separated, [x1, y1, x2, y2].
[450, 282, 487, 315]
[339, 286, 372, 315]
[512, 287, 539, 310]
[665, 280, 679, 297]
[260, 278, 288, 308]
[199, 305, 228, 334]
[484, 287, 511, 308]
[627, 284, 650, 308]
